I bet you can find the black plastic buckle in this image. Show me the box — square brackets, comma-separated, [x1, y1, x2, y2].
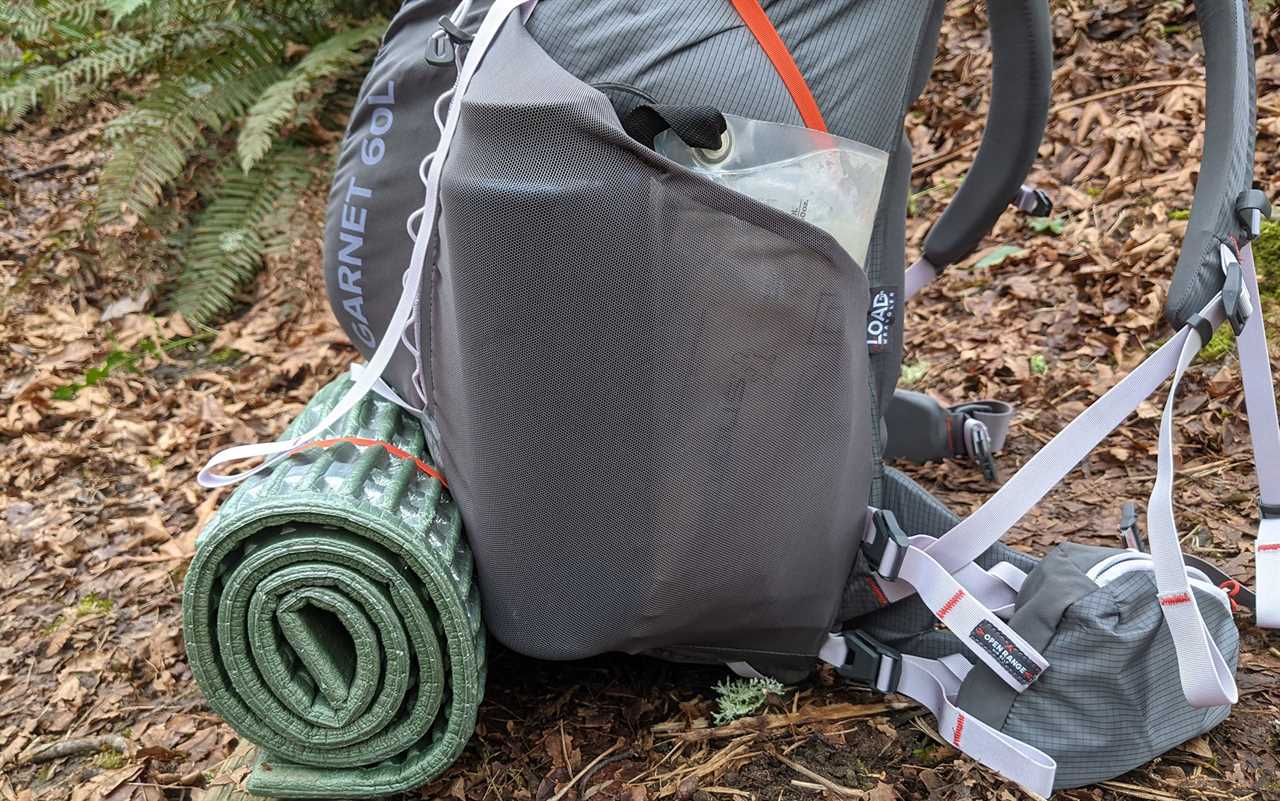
[1262, 502, 1280, 520]
[948, 407, 1000, 482]
[1017, 187, 1054, 218]
[863, 509, 909, 582]
[967, 422, 998, 483]
[836, 631, 901, 693]
[438, 15, 474, 46]
[1119, 501, 1146, 551]
[1235, 188, 1272, 241]
[1220, 244, 1253, 336]
[425, 31, 454, 66]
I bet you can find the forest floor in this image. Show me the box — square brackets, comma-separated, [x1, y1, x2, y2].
[2, 2, 1280, 800]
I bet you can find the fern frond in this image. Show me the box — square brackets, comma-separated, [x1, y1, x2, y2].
[0, 65, 56, 122]
[236, 21, 382, 171]
[0, 35, 165, 124]
[170, 146, 314, 322]
[98, 48, 287, 219]
[0, 0, 103, 45]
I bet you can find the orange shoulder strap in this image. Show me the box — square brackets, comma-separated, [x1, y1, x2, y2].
[726, 0, 827, 132]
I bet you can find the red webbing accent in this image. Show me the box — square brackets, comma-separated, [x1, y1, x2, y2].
[726, 0, 827, 131]
[290, 437, 448, 487]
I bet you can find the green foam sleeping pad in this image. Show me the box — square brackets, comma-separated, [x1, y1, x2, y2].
[182, 376, 486, 798]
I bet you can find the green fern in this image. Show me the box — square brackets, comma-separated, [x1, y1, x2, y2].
[170, 147, 313, 322]
[2, 0, 393, 322]
[99, 62, 287, 220]
[237, 22, 383, 171]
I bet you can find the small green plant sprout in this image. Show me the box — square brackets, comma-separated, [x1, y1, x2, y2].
[1029, 353, 1048, 375]
[1026, 215, 1066, 235]
[975, 245, 1027, 269]
[711, 676, 786, 725]
[77, 593, 113, 616]
[900, 361, 929, 387]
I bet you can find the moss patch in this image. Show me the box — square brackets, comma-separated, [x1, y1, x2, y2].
[93, 749, 127, 770]
[1200, 326, 1235, 361]
[76, 593, 113, 616]
[1254, 220, 1280, 299]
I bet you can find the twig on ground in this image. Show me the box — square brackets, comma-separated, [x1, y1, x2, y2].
[547, 742, 624, 801]
[21, 734, 128, 764]
[577, 749, 636, 792]
[652, 702, 907, 742]
[770, 750, 862, 798]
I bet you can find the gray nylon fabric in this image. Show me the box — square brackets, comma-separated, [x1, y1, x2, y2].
[527, 0, 944, 430]
[921, 0, 1052, 267]
[431, 16, 872, 662]
[324, 0, 462, 398]
[958, 543, 1238, 790]
[1166, 0, 1257, 328]
[955, 543, 1115, 728]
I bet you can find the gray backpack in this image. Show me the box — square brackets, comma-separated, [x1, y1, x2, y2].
[201, 0, 1279, 795]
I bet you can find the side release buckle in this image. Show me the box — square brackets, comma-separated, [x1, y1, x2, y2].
[1119, 501, 1146, 551]
[862, 509, 909, 582]
[836, 631, 902, 693]
[964, 419, 998, 483]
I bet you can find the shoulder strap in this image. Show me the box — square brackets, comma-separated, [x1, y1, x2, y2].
[726, 0, 826, 131]
[916, 0, 1053, 276]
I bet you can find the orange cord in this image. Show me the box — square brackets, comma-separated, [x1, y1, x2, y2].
[727, 0, 827, 132]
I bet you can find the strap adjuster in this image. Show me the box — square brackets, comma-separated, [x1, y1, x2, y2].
[1013, 185, 1053, 217]
[1119, 501, 1146, 551]
[835, 631, 902, 693]
[863, 509, 909, 582]
[949, 401, 1010, 481]
[964, 420, 998, 482]
[1261, 502, 1280, 520]
[1220, 243, 1254, 336]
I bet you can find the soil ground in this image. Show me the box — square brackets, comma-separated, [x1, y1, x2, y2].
[2, 2, 1280, 800]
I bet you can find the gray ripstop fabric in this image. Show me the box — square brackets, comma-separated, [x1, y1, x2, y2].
[956, 543, 1238, 790]
[431, 15, 871, 665]
[182, 376, 485, 798]
[325, 0, 947, 444]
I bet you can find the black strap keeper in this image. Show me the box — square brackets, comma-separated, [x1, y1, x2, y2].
[1236, 188, 1272, 240]
[1262, 502, 1280, 520]
[1185, 313, 1215, 348]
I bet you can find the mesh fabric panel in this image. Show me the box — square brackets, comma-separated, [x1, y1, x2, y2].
[430, 18, 873, 662]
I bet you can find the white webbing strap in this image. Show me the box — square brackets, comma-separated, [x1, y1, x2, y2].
[1145, 312, 1238, 707]
[818, 636, 1056, 798]
[197, 0, 538, 488]
[874, 294, 1229, 606]
[868, 523, 1047, 692]
[1236, 244, 1280, 627]
[895, 545, 1048, 692]
[871, 294, 1239, 707]
[908, 534, 1023, 617]
[904, 257, 939, 300]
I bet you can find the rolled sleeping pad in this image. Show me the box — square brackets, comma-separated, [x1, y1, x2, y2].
[182, 376, 485, 799]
